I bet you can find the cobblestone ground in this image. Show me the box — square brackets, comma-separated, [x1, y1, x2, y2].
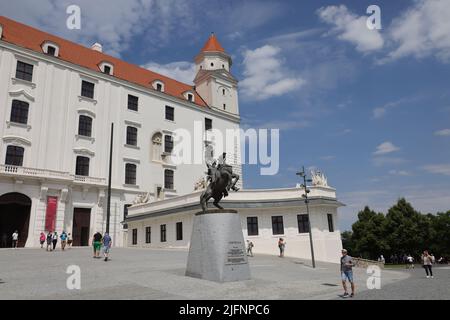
[0, 247, 435, 300]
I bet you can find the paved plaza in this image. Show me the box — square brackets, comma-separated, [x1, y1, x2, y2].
[0, 247, 448, 300]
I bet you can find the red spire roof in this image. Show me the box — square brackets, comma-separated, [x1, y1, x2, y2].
[200, 33, 225, 53]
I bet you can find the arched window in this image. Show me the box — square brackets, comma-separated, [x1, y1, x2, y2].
[42, 41, 60, 57]
[125, 163, 137, 185]
[10, 100, 29, 124]
[152, 80, 165, 92]
[5, 145, 24, 166]
[151, 132, 162, 161]
[78, 115, 92, 137]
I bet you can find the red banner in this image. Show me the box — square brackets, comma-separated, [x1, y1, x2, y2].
[45, 196, 58, 231]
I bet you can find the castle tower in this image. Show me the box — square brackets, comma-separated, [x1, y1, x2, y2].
[194, 33, 239, 115]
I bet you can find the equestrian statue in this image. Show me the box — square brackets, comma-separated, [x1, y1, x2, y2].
[200, 152, 240, 213]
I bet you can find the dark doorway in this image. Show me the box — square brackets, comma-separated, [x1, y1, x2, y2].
[0, 193, 31, 248]
[72, 208, 91, 246]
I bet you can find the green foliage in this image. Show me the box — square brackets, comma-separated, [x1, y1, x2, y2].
[342, 199, 450, 261]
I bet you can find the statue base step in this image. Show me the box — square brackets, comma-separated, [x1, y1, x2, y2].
[185, 209, 251, 282]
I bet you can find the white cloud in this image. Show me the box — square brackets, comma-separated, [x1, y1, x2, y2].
[388, 170, 411, 176]
[386, 0, 450, 63]
[423, 164, 450, 176]
[373, 141, 400, 155]
[240, 45, 305, 101]
[317, 5, 384, 53]
[0, 0, 198, 57]
[434, 129, 450, 136]
[142, 61, 196, 84]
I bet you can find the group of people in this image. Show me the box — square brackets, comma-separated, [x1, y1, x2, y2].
[92, 231, 112, 262]
[39, 231, 72, 251]
[245, 238, 286, 258]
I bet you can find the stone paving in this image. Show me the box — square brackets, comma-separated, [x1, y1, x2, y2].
[1, 247, 444, 300]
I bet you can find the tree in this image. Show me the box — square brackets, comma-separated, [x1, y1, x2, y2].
[341, 230, 354, 254]
[429, 211, 450, 257]
[350, 206, 389, 260]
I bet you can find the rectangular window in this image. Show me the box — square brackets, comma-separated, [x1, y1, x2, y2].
[164, 135, 173, 153]
[247, 217, 259, 236]
[127, 95, 138, 111]
[123, 204, 131, 229]
[16, 61, 33, 82]
[160, 224, 166, 242]
[126, 126, 138, 146]
[46, 46, 56, 56]
[272, 216, 284, 235]
[297, 214, 310, 234]
[81, 80, 95, 99]
[10, 100, 29, 124]
[132, 229, 137, 245]
[187, 94, 193, 102]
[156, 83, 163, 92]
[165, 106, 174, 121]
[103, 65, 111, 75]
[176, 222, 183, 241]
[78, 115, 92, 137]
[125, 163, 137, 185]
[164, 170, 174, 189]
[5, 146, 24, 166]
[145, 227, 151, 244]
[75, 156, 90, 176]
[205, 118, 212, 131]
[327, 214, 334, 232]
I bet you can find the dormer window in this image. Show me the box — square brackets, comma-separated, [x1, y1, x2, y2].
[99, 61, 114, 75]
[152, 80, 165, 92]
[0, 24, 3, 39]
[183, 91, 195, 102]
[41, 41, 60, 57]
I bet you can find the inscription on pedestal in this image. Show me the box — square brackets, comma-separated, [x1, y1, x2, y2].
[225, 241, 246, 265]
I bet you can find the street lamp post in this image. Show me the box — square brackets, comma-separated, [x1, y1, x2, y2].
[297, 166, 316, 268]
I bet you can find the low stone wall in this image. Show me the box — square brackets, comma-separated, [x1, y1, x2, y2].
[353, 257, 385, 269]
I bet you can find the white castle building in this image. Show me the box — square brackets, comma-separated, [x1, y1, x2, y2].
[0, 16, 344, 263]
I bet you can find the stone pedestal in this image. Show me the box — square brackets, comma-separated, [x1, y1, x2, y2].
[185, 209, 251, 282]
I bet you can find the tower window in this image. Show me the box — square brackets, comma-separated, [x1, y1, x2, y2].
[222, 89, 226, 95]
[210, 62, 214, 67]
[205, 118, 212, 131]
[327, 213, 334, 232]
[125, 163, 137, 185]
[126, 126, 138, 146]
[222, 64, 225, 69]
[223, 104, 226, 110]
[81, 80, 95, 99]
[164, 169, 174, 189]
[165, 106, 174, 121]
[78, 115, 93, 137]
[164, 135, 173, 153]
[127, 94, 139, 111]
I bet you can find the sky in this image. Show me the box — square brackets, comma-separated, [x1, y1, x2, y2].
[1, 0, 450, 230]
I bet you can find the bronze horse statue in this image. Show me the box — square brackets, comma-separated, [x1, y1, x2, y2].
[200, 162, 239, 213]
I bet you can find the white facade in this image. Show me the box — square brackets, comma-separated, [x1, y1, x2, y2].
[0, 19, 241, 248]
[126, 187, 344, 263]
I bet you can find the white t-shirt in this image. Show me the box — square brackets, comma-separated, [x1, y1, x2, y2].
[12, 232, 18, 241]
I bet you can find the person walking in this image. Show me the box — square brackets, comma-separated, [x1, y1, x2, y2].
[340, 249, 355, 298]
[39, 232, 46, 248]
[102, 232, 112, 262]
[430, 253, 436, 265]
[60, 231, 68, 251]
[422, 250, 434, 279]
[12, 230, 19, 248]
[92, 231, 102, 258]
[67, 233, 73, 249]
[407, 254, 414, 269]
[278, 238, 286, 257]
[52, 231, 58, 251]
[246, 240, 254, 257]
[46, 231, 53, 251]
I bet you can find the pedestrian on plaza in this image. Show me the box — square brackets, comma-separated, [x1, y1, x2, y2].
[422, 250, 434, 279]
[340, 249, 355, 298]
[12, 230, 19, 248]
[430, 253, 436, 264]
[46, 231, 53, 251]
[278, 238, 286, 257]
[60, 231, 68, 251]
[406, 254, 414, 269]
[102, 232, 112, 262]
[247, 240, 254, 257]
[52, 231, 58, 251]
[39, 232, 46, 248]
[67, 233, 73, 248]
[378, 255, 385, 264]
[1, 233, 7, 248]
[92, 231, 102, 258]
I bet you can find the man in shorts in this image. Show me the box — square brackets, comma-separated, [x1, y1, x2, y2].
[92, 232, 102, 258]
[340, 249, 355, 298]
[102, 233, 112, 262]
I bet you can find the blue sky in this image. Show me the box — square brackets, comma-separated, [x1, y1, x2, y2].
[2, 0, 450, 230]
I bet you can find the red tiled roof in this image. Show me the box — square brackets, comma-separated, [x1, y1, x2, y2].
[0, 16, 208, 107]
[200, 33, 225, 53]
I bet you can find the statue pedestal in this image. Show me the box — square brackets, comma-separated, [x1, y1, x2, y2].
[185, 209, 251, 282]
